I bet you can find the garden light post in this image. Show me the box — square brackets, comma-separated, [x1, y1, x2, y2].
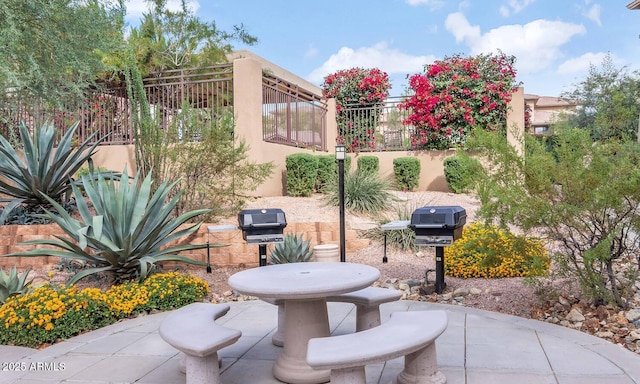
[336, 144, 346, 262]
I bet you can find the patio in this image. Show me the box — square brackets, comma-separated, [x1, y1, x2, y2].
[3, 299, 640, 384]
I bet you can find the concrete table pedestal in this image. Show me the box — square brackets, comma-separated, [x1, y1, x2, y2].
[228, 262, 380, 384]
[274, 298, 331, 383]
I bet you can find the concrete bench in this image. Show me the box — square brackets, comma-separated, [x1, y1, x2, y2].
[307, 310, 448, 384]
[263, 286, 402, 346]
[159, 303, 241, 384]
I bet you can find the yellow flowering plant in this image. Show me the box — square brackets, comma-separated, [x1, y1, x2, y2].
[444, 222, 550, 279]
[0, 273, 209, 348]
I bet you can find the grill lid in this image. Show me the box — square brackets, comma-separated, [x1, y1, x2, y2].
[238, 208, 287, 229]
[409, 206, 466, 229]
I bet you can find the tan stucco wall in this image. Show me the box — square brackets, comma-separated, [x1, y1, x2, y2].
[91, 145, 136, 174]
[507, 87, 525, 156]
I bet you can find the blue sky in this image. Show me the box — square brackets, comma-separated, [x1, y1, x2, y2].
[124, 0, 640, 97]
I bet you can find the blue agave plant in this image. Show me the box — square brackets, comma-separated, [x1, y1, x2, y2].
[4, 169, 219, 284]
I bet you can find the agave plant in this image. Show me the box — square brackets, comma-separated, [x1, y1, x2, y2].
[4, 169, 216, 285]
[269, 233, 314, 264]
[0, 266, 34, 304]
[0, 121, 111, 223]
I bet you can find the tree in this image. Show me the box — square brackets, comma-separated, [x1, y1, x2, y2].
[0, 0, 125, 104]
[127, 0, 257, 75]
[465, 127, 640, 308]
[560, 54, 640, 142]
[400, 52, 520, 149]
[162, 104, 273, 222]
[123, 0, 258, 187]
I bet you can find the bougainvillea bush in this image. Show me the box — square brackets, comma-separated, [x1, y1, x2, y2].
[322, 68, 390, 151]
[400, 52, 520, 149]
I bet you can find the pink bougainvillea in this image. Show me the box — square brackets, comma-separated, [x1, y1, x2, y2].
[322, 68, 390, 152]
[400, 52, 520, 149]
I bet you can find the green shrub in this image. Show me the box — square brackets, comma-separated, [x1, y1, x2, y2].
[316, 154, 354, 193]
[443, 155, 484, 193]
[0, 272, 208, 348]
[393, 157, 420, 191]
[315, 155, 336, 193]
[75, 166, 110, 179]
[357, 156, 379, 176]
[269, 233, 314, 264]
[444, 222, 550, 278]
[286, 153, 319, 196]
[326, 171, 395, 214]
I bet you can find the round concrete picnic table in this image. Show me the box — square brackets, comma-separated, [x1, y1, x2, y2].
[228, 262, 380, 384]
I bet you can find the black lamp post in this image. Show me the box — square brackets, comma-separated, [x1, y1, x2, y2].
[335, 144, 346, 262]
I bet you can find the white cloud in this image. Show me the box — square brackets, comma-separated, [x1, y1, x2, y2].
[307, 42, 436, 83]
[405, 0, 445, 10]
[508, 0, 536, 14]
[445, 12, 481, 45]
[557, 52, 609, 74]
[583, 3, 602, 26]
[444, 12, 586, 73]
[500, 0, 536, 17]
[125, 0, 200, 20]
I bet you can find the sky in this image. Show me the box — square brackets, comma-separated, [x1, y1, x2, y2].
[123, 0, 640, 97]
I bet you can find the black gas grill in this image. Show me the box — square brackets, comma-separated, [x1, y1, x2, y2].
[408, 206, 467, 294]
[408, 206, 466, 246]
[238, 209, 287, 266]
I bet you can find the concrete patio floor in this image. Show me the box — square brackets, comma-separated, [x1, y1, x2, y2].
[2, 299, 640, 384]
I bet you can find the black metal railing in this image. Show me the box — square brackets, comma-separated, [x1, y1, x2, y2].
[338, 97, 415, 152]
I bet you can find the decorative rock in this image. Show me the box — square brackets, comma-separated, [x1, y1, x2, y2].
[398, 282, 410, 291]
[440, 293, 452, 301]
[629, 330, 640, 341]
[566, 308, 586, 322]
[625, 308, 640, 323]
[470, 288, 482, 295]
[595, 305, 610, 321]
[596, 331, 614, 339]
[558, 296, 571, 306]
[453, 287, 470, 297]
[582, 318, 600, 333]
[614, 313, 629, 326]
[415, 251, 426, 258]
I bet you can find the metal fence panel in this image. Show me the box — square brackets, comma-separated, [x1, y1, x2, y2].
[262, 75, 327, 151]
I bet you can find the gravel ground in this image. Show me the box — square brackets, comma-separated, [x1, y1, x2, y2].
[198, 191, 541, 318]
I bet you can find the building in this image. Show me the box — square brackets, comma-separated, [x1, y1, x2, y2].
[524, 94, 578, 134]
